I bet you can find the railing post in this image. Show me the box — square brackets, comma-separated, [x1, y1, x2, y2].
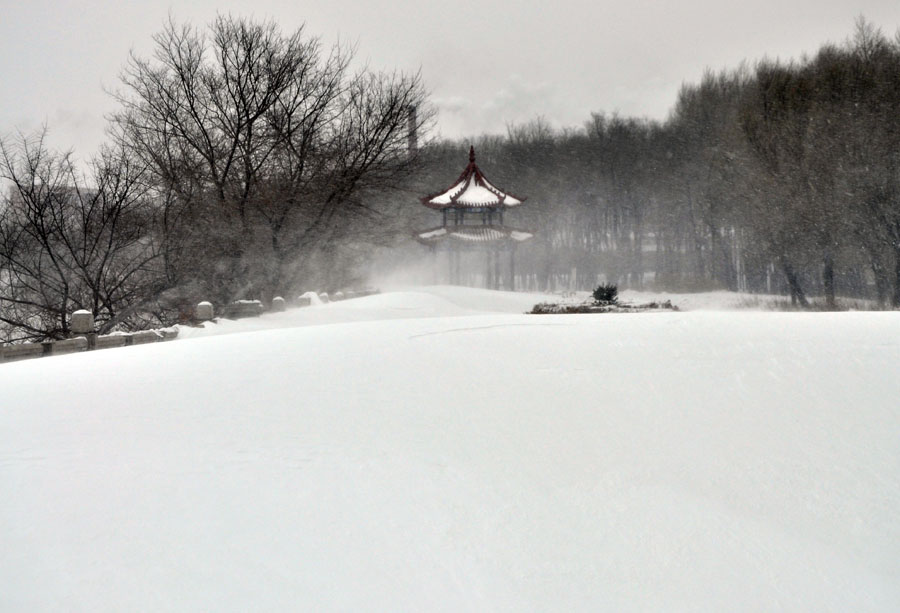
[195, 301, 214, 322]
[70, 310, 95, 349]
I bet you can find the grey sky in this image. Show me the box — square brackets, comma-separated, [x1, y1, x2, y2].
[2, 0, 900, 159]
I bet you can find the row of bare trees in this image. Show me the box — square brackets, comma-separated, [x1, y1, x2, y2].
[1, 16, 428, 341]
[0, 135, 161, 341]
[408, 20, 900, 307]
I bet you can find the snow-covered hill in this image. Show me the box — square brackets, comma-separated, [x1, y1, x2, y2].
[2, 287, 899, 611]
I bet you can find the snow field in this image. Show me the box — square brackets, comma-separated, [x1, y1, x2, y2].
[1, 287, 899, 610]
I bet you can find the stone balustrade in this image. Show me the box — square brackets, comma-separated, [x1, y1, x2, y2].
[1, 288, 379, 364]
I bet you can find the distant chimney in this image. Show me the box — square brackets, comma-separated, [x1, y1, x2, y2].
[407, 105, 418, 159]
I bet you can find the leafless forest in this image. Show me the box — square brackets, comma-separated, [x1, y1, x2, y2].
[3, 17, 900, 341]
[1, 16, 429, 341]
[407, 20, 900, 309]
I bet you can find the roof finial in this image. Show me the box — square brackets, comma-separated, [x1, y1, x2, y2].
[469, 145, 476, 163]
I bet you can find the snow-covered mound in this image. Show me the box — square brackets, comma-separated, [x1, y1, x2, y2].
[177, 286, 556, 339]
[2, 286, 899, 611]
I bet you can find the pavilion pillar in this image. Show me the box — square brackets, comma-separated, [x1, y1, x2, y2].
[431, 246, 438, 284]
[447, 246, 456, 285]
[509, 244, 517, 291]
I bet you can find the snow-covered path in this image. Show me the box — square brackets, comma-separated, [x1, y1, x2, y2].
[2, 287, 899, 610]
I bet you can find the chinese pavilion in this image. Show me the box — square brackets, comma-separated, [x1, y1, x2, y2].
[416, 146, 533, 289]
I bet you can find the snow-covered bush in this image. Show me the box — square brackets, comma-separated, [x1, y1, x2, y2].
[592, 283, 618, 304]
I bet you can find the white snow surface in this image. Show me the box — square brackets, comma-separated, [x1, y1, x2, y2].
[418, 227, 448, 239]
[2, 286, 899, 611]
[510, 229, 534, 241]
[298, 290, 323, 306]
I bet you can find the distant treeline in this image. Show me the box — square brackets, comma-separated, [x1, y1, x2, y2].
[411, 19, 900, 307]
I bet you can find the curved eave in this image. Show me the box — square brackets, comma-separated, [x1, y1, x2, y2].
[415, 225, 535, 245]
[420, 195, 528, 210]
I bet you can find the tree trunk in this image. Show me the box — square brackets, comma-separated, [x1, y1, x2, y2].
[780, 258, 809, 307]
[711, 228, 738, 291]
[871, 259, 888, 306]
[823, 251, 836, 309]
[892, 244, 900, 308]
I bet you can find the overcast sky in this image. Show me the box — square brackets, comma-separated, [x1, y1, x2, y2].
[2, 0, 900, 159]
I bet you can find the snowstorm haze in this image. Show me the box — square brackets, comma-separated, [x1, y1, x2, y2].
[4, 4, 900, 610]
[4, 0, 900, 344]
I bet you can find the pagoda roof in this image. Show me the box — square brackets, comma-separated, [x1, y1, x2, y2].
[421, 147, 526, 210]
[415, 224, 534, 245]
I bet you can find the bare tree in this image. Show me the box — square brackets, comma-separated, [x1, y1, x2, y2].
[110, 15, 431, 302]
[0, 130, 163, 341]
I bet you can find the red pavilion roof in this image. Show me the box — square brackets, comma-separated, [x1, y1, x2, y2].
[421, 147, 526, 210]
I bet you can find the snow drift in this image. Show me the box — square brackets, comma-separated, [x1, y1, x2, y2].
[1, 287, 898, 610]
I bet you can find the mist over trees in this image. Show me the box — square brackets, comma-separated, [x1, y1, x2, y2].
[2, 15, 429, 341]
[409, 20, 900, 307]
[3, 17, 900, 342]
[111, 15, 430, 305]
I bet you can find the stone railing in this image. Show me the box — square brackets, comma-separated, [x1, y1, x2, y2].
[1, 328, 178, 364]
[1, 288, 380, 364]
